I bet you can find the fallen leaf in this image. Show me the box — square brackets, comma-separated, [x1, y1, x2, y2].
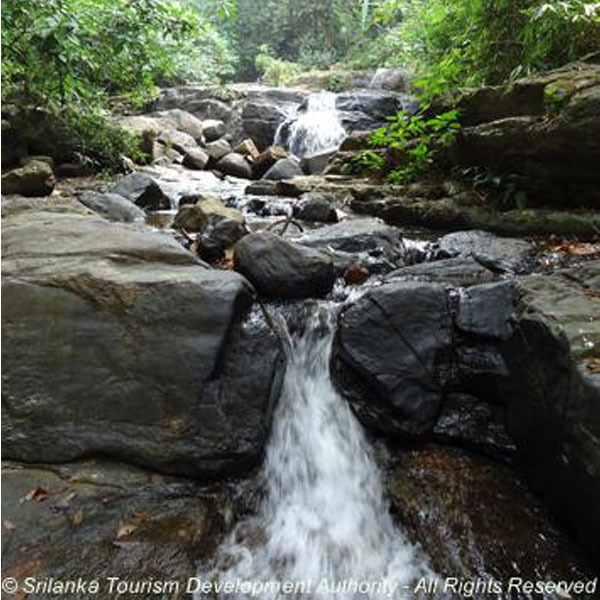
[150, 474, 164, 486]
[3, 520, 16, 530]
[25, 487, 52, 502]
[68, 475, 86, 483]
[72, 508, 83, 526]
[116, 522, 138, 539]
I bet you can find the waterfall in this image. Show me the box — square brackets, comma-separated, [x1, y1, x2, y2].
[274, 92, 347, 158]
[197, 304, 433, 599]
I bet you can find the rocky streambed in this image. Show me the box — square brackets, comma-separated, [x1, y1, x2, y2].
[2, 159, 599, 598]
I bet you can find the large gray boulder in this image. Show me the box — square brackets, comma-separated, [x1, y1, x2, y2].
[78, 192, 146, 222]
[436, 230, 535, 273]
[234, 232, 335, 299]
[1, 160, 55, 197]
[1, 209, 282, 478]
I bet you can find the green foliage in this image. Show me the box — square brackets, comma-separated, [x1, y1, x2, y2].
[344, 0, 600, 88]
[1, 0, 236, 107]
[462, 166, 530, 210]
[341, 151, 386, 175]
[368, 108, 461, 183]
[254, 45, 302, 87]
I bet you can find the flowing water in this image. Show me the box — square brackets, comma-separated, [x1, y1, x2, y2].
[274, 92, 347, 158]
[197, 304, 433, 599]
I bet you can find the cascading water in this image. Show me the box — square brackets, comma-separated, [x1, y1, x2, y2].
[274, 92, 347, 158]
[197, 304, 434, 599]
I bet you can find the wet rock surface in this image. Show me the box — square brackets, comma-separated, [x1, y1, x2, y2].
[1, 459, 236, 598]
[1, 207, 282, 478]
[387, 445, 596, 583]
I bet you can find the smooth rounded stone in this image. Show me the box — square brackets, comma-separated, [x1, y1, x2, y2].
[1, 160, 55, 197]
[2, 210, 283, 478]
[183, 147, 209, 170]
[203, 119, 226, 142]
[79, 192, 146, 222]
[433, 394, 516, 460]
[234, 232, 335, 299]
[197, 196, 244, 223]
[206, 139, 232, 162]
[55, 162, 94, 178]
[387, 446, 594, 581]
[457, 281, 515, 340]
[387, 257, 498, 287]
[334, 281, 453, 436]
[1, 459, 233, 587]
[111, 173, 171, 210]
[215, 153, 253, 179]
[262, 157, 304, 181]
[295, 192, 338, 223]
[436, 230, 535, 273]
[343, 263, 370, 285]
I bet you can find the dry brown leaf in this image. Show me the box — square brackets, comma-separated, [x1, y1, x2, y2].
[3, 519, 16, 530]
[25, 487, 52, 502]
[68, 475, 86, 483]
[72, 508, 83, 526]
[116, 522, 138, 539]
[150, 474, 164, 486]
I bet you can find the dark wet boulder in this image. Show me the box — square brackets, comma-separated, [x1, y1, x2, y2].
[215, 153, 253, 179]
[295, 193, 338, 223]
[387, 446, 594, 580]
[78, 192, 146, 222]
[263, 157, 303, 181]
[300, 150, 337, 175]
[111, 173, 171, 210]
[241, 89, 306, 150]
[1, 209, 282, 478]
[335, 90, 408, 132]
[1, 160, 55, 197]
[335, 281, 453, 436]
[436, 230, 535, 273]
[457, 281, 515, 340]
[234, 232, 335, 299]
[500, 263, 600, 557]
[432, 395, 515, 460]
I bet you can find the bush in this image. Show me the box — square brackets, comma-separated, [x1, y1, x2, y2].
[254, 45, 302, 86]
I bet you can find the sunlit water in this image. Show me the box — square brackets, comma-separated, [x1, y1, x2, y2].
[275, 92, 347, 158]
[196, 304, 434, 599]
